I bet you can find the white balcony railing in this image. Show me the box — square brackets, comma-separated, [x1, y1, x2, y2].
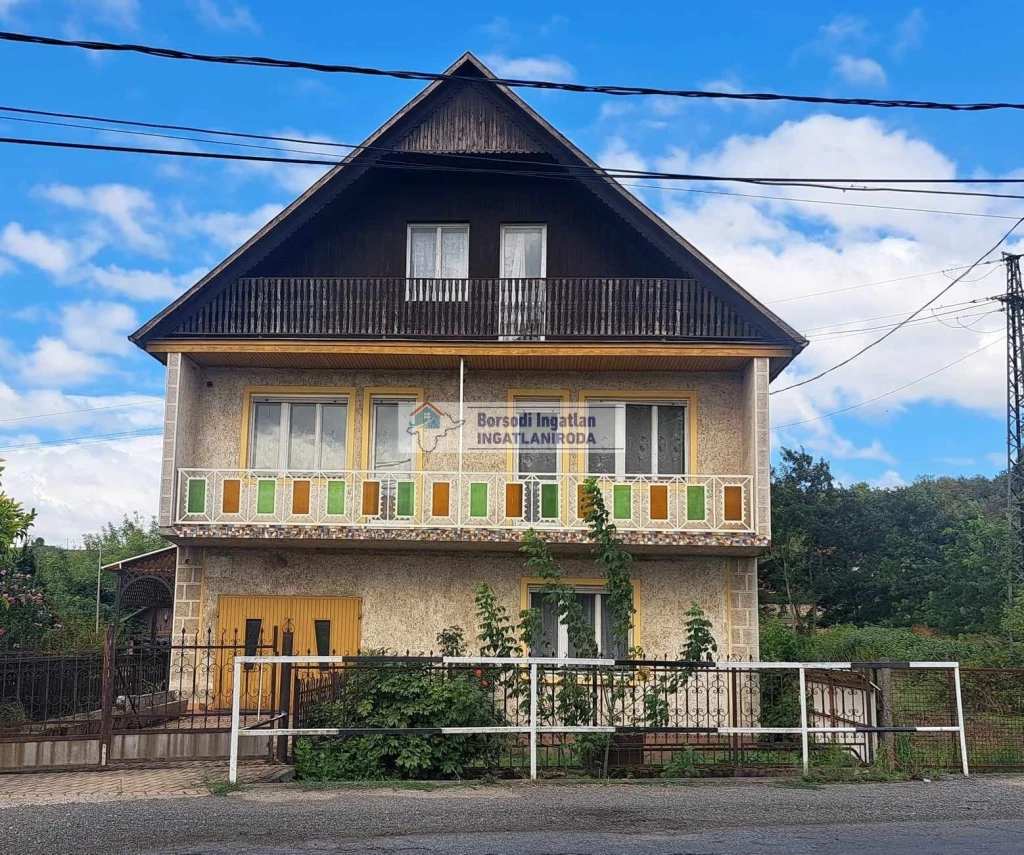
[174, 470, 755, 534]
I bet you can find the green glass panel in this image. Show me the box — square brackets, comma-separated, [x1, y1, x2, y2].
[396, 481, 415, 517]
[257, 479, 276, 514]
[186, 478, 206, 514]
[469, 482, 488, 518]
[686, 485, 706, 521]
[326, 481, 346, 515]
[613, 484, 632, 520]
[540, 482, 559, 519]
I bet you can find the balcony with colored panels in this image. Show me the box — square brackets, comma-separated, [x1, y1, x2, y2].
[171, 469, 763, 552]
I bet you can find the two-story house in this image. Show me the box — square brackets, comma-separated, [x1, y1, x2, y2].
[131, 54, 805, 664]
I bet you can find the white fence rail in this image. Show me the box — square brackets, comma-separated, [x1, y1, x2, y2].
[227, 657, 968, 783]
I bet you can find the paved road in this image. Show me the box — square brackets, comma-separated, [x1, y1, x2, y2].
[3, 775, 1023, 854]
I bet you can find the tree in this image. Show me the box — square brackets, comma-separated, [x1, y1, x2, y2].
[0, 463, 57, 647]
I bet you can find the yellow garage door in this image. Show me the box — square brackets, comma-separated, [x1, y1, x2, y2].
[215, 596, 362, 709]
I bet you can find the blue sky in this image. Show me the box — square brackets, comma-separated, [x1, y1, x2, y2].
[0, 1, 1015, 540]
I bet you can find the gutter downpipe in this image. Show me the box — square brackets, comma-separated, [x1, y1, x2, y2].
[458, 357, 465, 525]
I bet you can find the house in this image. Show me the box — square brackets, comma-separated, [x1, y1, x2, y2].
[130, 53, 806, 664]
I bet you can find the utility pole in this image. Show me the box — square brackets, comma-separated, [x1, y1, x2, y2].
[999, 253, 1024, 607]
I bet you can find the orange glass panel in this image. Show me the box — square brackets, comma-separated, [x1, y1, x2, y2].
[362, 480, 381, 516]
[221, 479, 241, 515]
[577, 484, 595, 519]
[649, 484, 669, 521]
[292, 480, 311, 515]
[432, 482, 451, 517]
[723, 485, 743, 521]
[505, 482, 524, 518]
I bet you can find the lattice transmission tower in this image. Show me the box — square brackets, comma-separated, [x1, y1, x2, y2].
[1000, 253, 1024, 605]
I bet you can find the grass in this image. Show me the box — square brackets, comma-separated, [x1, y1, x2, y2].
[205, 780, 249, 796]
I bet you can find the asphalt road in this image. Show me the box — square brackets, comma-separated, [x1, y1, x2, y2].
[4, 775, 1024, 854]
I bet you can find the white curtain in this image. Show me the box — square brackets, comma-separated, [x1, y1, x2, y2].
[502, 230, 528, 277]
[409, 228, 437, 278]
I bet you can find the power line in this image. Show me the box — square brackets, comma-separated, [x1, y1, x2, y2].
[798, 298, 994, 332]
[803, 301, 999, 338]
[0, 398, 162, 424]
[766, 261, 1005, 305]
[4, 30, 1024, 113]
[808, 307, 1000, 341]
[771, 215, 1024, 395]
[0, 428, 162, 452]
[775, 339, 1001, 428]
[2, 104, 1021, 221]
[6, 132, 1024, 205]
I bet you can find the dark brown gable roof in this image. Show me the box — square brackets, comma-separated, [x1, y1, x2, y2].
[131, 53, 806, 351]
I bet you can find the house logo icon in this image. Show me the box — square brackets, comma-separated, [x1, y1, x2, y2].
[407, 402, 463, 452]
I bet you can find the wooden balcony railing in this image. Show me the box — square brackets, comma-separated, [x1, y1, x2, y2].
[168, 277, 766, 341]
[175, 469, 755, 534]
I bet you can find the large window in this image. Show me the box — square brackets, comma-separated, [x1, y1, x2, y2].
[500, 224, 546, 278]
[407, 224, 469, 300]
[586, 401, 687, 476]
[249, 398, 349, 471]
[528, 587, 628, 658]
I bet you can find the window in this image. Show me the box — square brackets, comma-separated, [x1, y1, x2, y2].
[249, 398, 349, 471]
[407, 224, 469, 300]
[370, 398, 417, 472]
[586, 401, 687, 476]
[500, 224, 546, 278]
[528, 587, 628, 658]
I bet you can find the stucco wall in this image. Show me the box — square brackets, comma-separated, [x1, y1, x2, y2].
[179, 366, 749, 475]
[195, 547, 753, 659]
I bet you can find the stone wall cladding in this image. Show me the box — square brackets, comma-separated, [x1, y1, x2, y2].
[200, 548, 731, 659]
[186, 366, 748, 475]
[727, 556, 759, 660]
[170, 546, 205, 639]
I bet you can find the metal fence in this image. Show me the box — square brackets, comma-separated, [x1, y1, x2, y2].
[0, 629, 279, 766]
[229, 656, 969, 783]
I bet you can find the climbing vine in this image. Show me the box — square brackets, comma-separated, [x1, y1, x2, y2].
[581, 477, 634, 653]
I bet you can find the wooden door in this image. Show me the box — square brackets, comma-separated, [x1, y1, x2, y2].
[215, 595, 362, 709]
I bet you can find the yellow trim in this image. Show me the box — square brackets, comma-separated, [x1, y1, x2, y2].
[196, 548, 206, 638]
[578, 390, 698, 475]
[360, 387, 424, 471]
[519, 576, 642, 652]
[148, 340, 793, 359]
[238, 385, 357, 470]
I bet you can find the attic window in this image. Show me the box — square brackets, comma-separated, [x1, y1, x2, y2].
[406, 224, 469, 300]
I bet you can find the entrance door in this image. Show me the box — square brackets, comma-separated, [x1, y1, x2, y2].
[215, 595, 362, 709]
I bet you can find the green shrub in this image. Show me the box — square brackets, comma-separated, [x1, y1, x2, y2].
[293, 658, 505, 781]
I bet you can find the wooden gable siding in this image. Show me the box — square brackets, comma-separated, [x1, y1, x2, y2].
[247, 161, 685, 280]
[393, 83, 546, 153]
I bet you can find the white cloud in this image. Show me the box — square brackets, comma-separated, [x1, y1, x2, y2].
[0, 223, 100, 276]
[834, 55, 887, 86]
[191, 0, 259, 33]
[649, 113, 1012, 460]
[819, 14, 868, 42]
[59, 300, 138, 355]
[598, 101, 633, 121]
[893, 9, 926, 55]
[481, 54, 576, 82]
[181, 203, 283, 248]
[599, 137, 648, 175]
[36, 183, 166, 257]
[0, 435, 162, 543]
[62, 0, 140, 29]
[0, 382, 162, 434]
[871, 470, 907, 488]
[84, 264, 198, 301]
[934, 456, 976, 467]
[18, 338, 110, 387]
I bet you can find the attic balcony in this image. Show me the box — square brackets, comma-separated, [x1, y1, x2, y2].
[171, 469, 760, 552]
[173, 276, 765, 342]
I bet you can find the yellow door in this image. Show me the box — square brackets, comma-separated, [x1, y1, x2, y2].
[215, 596, 362, 710]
